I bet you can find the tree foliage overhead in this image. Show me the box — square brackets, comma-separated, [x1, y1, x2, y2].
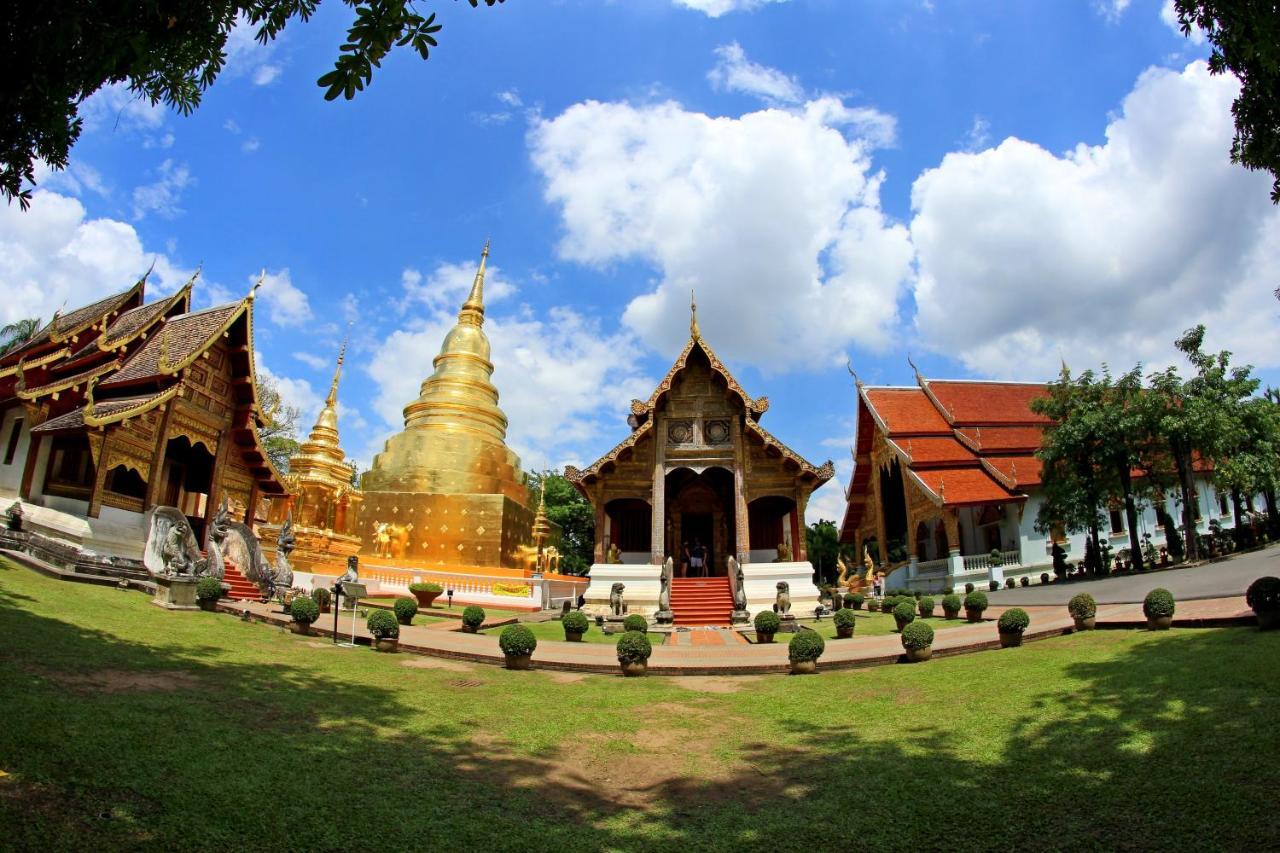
[1, 0, 505, 207]
[1173, 1, 1280, 202]
[0, 318, 41, 356]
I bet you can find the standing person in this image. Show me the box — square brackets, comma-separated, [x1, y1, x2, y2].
[680, 541, 691, 578]
[690, 538, 706, 578]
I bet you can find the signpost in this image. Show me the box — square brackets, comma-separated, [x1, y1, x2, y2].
[337, 581, 368, 648]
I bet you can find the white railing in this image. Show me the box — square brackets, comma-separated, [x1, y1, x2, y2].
[961, 549, 1023, 572]
[358, 563, 589, 610]
[914, 558, 950, 577]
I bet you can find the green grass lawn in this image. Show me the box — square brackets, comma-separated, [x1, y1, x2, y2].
[481, 619, 664, 645]
[1, 556, 1277, 851]
[786, 609, 972, 640]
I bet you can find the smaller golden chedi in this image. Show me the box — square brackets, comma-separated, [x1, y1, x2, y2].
[264, 337, 363, 574]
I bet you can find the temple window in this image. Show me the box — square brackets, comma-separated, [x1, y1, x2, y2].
[44, 434, 96, 499]
[105, 465, 147, 500]
[3, 417, 22, 465]
[1108, 508, 1124, 534]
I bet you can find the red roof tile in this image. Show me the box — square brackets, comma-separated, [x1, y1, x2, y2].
[863, 388, 952, 435]
[926, 381, 1051, 426]
[913, 467, 1019, 506]
[954, 425, 1045, 453]
[891, 436, 977, 466]
[982, 456, 1044, 489]
[102, 303, 241, 387]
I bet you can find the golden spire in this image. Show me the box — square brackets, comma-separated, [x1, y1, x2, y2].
[690, 290, 701, 340]
[459, 240, 489, 327]
[326, 329, 349, 407]
[532, 485, 550, 551]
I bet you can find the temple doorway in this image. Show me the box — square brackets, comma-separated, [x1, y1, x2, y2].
[160, 436, 215, 542]
[665, 466, 736, 576]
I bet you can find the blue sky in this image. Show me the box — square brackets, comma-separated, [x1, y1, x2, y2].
[4, 0, 1278, 523]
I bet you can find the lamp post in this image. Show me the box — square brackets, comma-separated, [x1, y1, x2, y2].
[447, 588, 454, 609]
[331, 579, 341, 644]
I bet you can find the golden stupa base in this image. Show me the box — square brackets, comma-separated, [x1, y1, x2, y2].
[260, 524, 363, 577]
[355, 491, 542, 571]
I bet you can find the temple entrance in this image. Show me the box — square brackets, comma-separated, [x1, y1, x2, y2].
[160, 436, 215, 542]
[665, 466, 736, 576]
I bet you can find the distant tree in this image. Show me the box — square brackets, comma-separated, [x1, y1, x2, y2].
[257, 373, 300, 474]
[526, 471, 594, 576]
[346, 458, 361, 489]
[0, 318, 41, 356]
[1, 0, 506, 207]
[805, 519, 842, 586]
[1172, 2, 1280, 203]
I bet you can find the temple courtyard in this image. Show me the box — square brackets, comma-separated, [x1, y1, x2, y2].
[2, 555, 1277, 851]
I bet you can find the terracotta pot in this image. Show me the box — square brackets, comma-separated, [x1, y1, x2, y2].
[836, 625, 854, 639]
[565, 629, 585, 642]
[999, 631, 1023, 648]
[757, 631, 776, 644]
[198, 599, 218, 612]
[461, 624, 478, 634]
[397, 613, 414, 626]
[413, 590, 442, 608]
[1073, 616, 1096, 631]
[620, 661, 647, 677]
[319, 602, 331, 614]
[374, 637, 399, 652]
[1147, 615, 1173, 631]
[790, 659, 818, 675]
[290, 622, 312, 636]
[918, 607, 933, 619]
[942, 607, 959, 620]
[1257, 611, 1280, 631]
[966, 609, 984, 623]
[504, 653, 533, 671]
[904, 645, 933, 663]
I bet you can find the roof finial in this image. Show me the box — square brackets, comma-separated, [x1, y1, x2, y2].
[690, 290, 701, 340]
[459, 240, 489, 324]
[846, 359, 863, 389]
[141, 257, 157, 284]
[248, 268, 266, 301]
[907, 352, 923, 384]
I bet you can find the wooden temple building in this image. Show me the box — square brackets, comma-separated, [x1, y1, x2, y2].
[0, 274, 287, 560]
[566, 300, 834, 624]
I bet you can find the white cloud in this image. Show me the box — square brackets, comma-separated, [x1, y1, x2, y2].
[399, 259, 516, 311]
[293, 351, 328, 370]
[79, 83, 167, 134]
[253, 268, 313, 327]
[529, 95, 911, 371]
[131, 159, 193, 220]
[242, 137, 261, 153]
[708, 42, 804, 105]
[0, 189, 191, 327]
[366, 264, 654, 472]
[961, 115, 990, 152]
[497, 89, 523, 107]
[256, 358, 323, 429]
[910, 61, 1280, 379]
[224, 15, 285, 86]
[1095, 0, 1130, 22]
[1160, 0, 1206, 45]
[672, 0, 790, 17]
[36, 161, 110, 199]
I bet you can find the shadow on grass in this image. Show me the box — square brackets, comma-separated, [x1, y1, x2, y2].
[0, 558, 1276, 851]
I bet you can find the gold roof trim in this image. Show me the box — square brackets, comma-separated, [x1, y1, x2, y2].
[82, 379, 183, 429]
[17, 359, 121, 401]
[96, 276, 195, 352]
[49, 278, 143, 345]
[0, 347, 69, 378]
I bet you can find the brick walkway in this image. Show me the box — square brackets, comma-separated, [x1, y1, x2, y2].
[219, 595, 1256, 676]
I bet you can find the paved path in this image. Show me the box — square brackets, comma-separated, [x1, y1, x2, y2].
[987, 543, 1280, 605]
[220, 594, 1254, 676]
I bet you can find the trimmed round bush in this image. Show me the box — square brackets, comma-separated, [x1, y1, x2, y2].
[311, 586, 331, 607]
[941, 594, 962, 613]
[842, 593, 857, 609]
[989, 580, 1001, 591]
[850, 592, 865, 610]
[788, 630, 825, 663]
[1020, 576, 1030, 587]
[1005, 578, 1017, 589]
[918, 596, 935, 616]
[562, 610, 590, 634]
[616, 631, 653, 665]
[1143, 588, 1176, 618]
[866, 599, 881, 612]
[393, 596, 418, 623]
[623, 614, 648, 633]
[942, 587, 955, 595]
[408, 581, 443, 594]
[461, 605, 486, 630]
[1068, 592, 1097, 620]
[1040, 573, 1051, 584]
[290, 595, 319, 625]
[892, 600, 917, 625]
[900, 620, 934, 651]
[964, 591, 989, 613]
[998, 607, 1031, 634]
[196, 576, 222, 602]
[1246, 577, 1280, 614]
[833, 608, 857, 630]
[499, 624, 537, 657]
[913, 590, 923, 600]
[754, 609, 781, 634]
[367, 608, 399, 639]
[965, 582, 975, 594]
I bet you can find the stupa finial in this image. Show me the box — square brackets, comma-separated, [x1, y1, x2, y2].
[690, 290, 701, 340]
[460, 240, 489, 325]
[326, 327, 350, 407]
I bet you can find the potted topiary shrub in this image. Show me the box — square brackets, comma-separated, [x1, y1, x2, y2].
[1068, 592, 1097, 630]
[623, 614, 648, 633]
[367, 609, 400, 651]
[1020, 576, 1030, 587]
[833, 608, 857, 639]
[965, 582, 975, 594]
[1143, 588, 1175, 630]
[196, 576, 222, 612]
[788, 630, 825, 674]
[941, 594, 962, 619]
[850, 592, 865, 611]
[393, 596, 418, 626]
[964, 591, 988, 622]
[754, 609, 781, 642]
[1005, 578, 1017, 589]
[562, 609, 590, 641]
[617, 630, 653, 676]
[408, 581, 443, 608]
[461, 605, 486, 633]
[311, 586, 331, 614]
[1040, 573, 1050, 585]
[842, 593, 857, 610]
[290, 595, 320, 635]
[499, 624, 537, 670]
[997, 607, 1030, 647]
[918, 596, 935, 618]
[989, 580, 1001, 592]
[1245, 576, 1280, 630]
[892, 600, 916, 632]
[900, 621, 935, 663]
[866, 598, 880, 613]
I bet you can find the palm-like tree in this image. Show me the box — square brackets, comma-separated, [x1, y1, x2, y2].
[0, 317, 41, 356]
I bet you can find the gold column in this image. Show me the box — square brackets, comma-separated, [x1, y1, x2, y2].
[651, 413, 665, 565]
[732, 416, 749, 564]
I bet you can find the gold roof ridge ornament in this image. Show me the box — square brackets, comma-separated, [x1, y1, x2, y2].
[81, 375, 101, 427]
[690, 290, 701, 340]
[247, 268, 266, 303]
[157, 326, 176, 375]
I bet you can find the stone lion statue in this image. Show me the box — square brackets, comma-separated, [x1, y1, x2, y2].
[774, 580, 791, 615]
[609, 582, 627, 616]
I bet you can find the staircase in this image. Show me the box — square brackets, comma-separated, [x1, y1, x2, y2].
[670, 577, 735, 626]
[220, 558, 266, 602]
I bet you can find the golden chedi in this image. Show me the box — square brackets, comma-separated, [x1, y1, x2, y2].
[356, 243, 539, 572]
[265, 338, 363, 574]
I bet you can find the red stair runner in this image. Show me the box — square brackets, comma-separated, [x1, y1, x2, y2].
[220, 558, 266, 602]
[670, 577, 735, 626]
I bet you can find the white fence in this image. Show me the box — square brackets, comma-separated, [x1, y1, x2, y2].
[962, 549, 1022, 573]
[352, 563, 588, 611]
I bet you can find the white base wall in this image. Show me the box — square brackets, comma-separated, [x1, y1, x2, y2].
[582, 560, 821, 622]
[0, 497, 147, 560]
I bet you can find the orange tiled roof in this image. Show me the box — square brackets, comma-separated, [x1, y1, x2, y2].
[954, 425, 1044, 453]
[862, 387, 951, 435]
[982, 456, 1044, 489]
[925, 380, 1051, 426]
[891, 435, 977, 466]
[912, 467, 1018, 506]
[102, 303, 242, 387]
